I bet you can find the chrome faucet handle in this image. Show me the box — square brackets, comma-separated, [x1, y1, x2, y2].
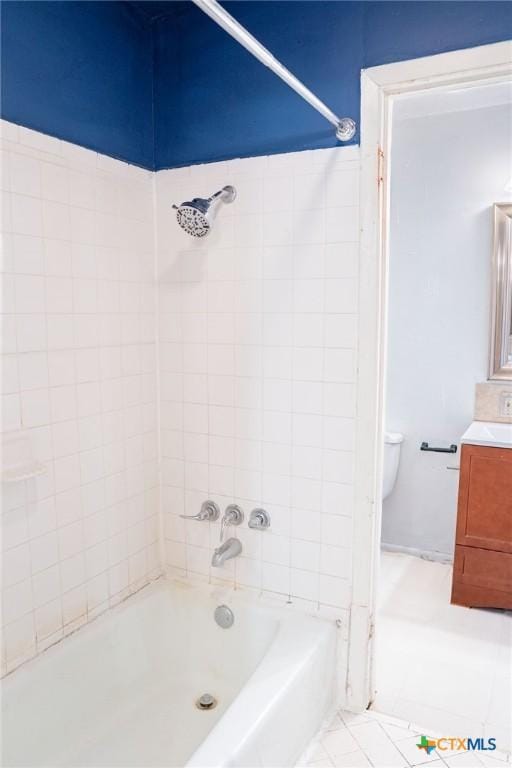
[248, 508, 271, 530]
[180, 500, 220, 522]
[220, 504, 244, 542]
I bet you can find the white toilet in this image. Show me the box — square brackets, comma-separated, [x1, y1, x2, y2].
[383, 431, 404, 499]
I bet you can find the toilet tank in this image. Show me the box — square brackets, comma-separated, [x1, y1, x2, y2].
[383, 431, 403, 500]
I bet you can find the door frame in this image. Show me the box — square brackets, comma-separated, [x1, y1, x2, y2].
[346, 39, 512, 712]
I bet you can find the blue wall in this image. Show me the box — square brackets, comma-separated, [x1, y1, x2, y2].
[1, 1, 154, 168]
[154, 1, 512, 169]
[1, 1, 511, 170]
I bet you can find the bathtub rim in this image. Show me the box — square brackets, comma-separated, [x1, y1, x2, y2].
[186, 597, 337, 767]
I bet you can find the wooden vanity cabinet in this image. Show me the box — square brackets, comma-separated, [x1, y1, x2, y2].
[451, 443, 512, 609]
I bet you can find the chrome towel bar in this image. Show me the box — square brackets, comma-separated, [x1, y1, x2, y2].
[420, 442, 457, 454]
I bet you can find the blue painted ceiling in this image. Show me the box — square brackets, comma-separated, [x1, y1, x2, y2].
[152, 1, 512, 169]
[2, 1, 511, 170]
[128, 1, 182, 21]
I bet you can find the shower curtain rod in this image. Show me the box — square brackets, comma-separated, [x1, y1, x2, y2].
[191, 0, 357, 142]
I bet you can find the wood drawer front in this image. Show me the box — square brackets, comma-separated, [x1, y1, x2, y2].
[454, 545, 512, 593]
[456, 445, 512, 554]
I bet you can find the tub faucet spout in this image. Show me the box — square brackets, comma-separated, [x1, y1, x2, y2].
[211, 537, 242, 567]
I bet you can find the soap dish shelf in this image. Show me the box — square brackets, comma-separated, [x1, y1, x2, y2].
[2, 461, 47, 483]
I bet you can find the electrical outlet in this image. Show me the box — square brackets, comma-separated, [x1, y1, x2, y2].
[499, 392, 512, 417]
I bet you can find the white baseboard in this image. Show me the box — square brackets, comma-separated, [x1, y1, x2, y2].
[381, 542, 453, 564]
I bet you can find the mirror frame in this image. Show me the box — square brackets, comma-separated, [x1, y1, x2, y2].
[489, 203, 512, 380]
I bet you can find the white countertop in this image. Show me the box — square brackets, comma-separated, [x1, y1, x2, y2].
[461, 421, 512, 449]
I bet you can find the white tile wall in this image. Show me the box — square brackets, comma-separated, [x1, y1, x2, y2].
[1, 122, 360, 694]
[1, 121, 160, 674]
[156, 147, 360, 618]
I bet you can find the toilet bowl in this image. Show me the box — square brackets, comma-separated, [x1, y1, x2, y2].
[383, 431, 403, 500]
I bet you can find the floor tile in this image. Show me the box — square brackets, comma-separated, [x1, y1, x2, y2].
[347, 720, 393, 750]
[307, 741, 330, 763]
[442, 751, 484, 767]
[373, 553, 507, 732]
[330, 749, 372, 767]
[486, 672, 512, 728]
[340, 711, 373, 727]
[356, 738, 408, 767]
[478, 753, 511, 767]
[397, 658, 492, 723]
[380, 721, 419, 742]
[483, 722, 511, 756]
[390, 698, 481, 740]
[326, 713, 347, 731]
[370, 711, 415, 729]
[300, 551, 511, 768]
[395, 734, 443, 765]
[348, 721, 408, 767]
[301, 707, 509, 768]
[322, 728, 360, 759]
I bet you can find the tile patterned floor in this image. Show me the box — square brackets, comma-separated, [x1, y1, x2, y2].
[302, 708, 511, 768]
[372, 553, 511, 754]
[301, 552, 511, 768]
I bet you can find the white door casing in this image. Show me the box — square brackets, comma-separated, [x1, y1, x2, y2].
[347, 40, 512, 712]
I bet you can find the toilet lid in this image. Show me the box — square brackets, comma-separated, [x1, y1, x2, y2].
[384, 431, 404, 444]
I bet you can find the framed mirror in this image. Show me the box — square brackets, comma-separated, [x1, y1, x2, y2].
[489, 203, 512, 380]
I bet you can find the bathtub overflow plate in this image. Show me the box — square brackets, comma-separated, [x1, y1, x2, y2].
[196, 693, 217, 710]
[214, 604, 234, 629]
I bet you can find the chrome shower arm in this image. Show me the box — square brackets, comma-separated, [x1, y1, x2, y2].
[208, 186, 236, 204]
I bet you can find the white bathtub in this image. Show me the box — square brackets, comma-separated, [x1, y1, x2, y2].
[2, 578, 336, 767]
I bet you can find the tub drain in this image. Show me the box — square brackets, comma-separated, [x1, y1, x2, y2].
[196, 693, 217, 710]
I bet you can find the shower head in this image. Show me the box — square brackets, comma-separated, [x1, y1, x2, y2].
[172, 185, 236, 237]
